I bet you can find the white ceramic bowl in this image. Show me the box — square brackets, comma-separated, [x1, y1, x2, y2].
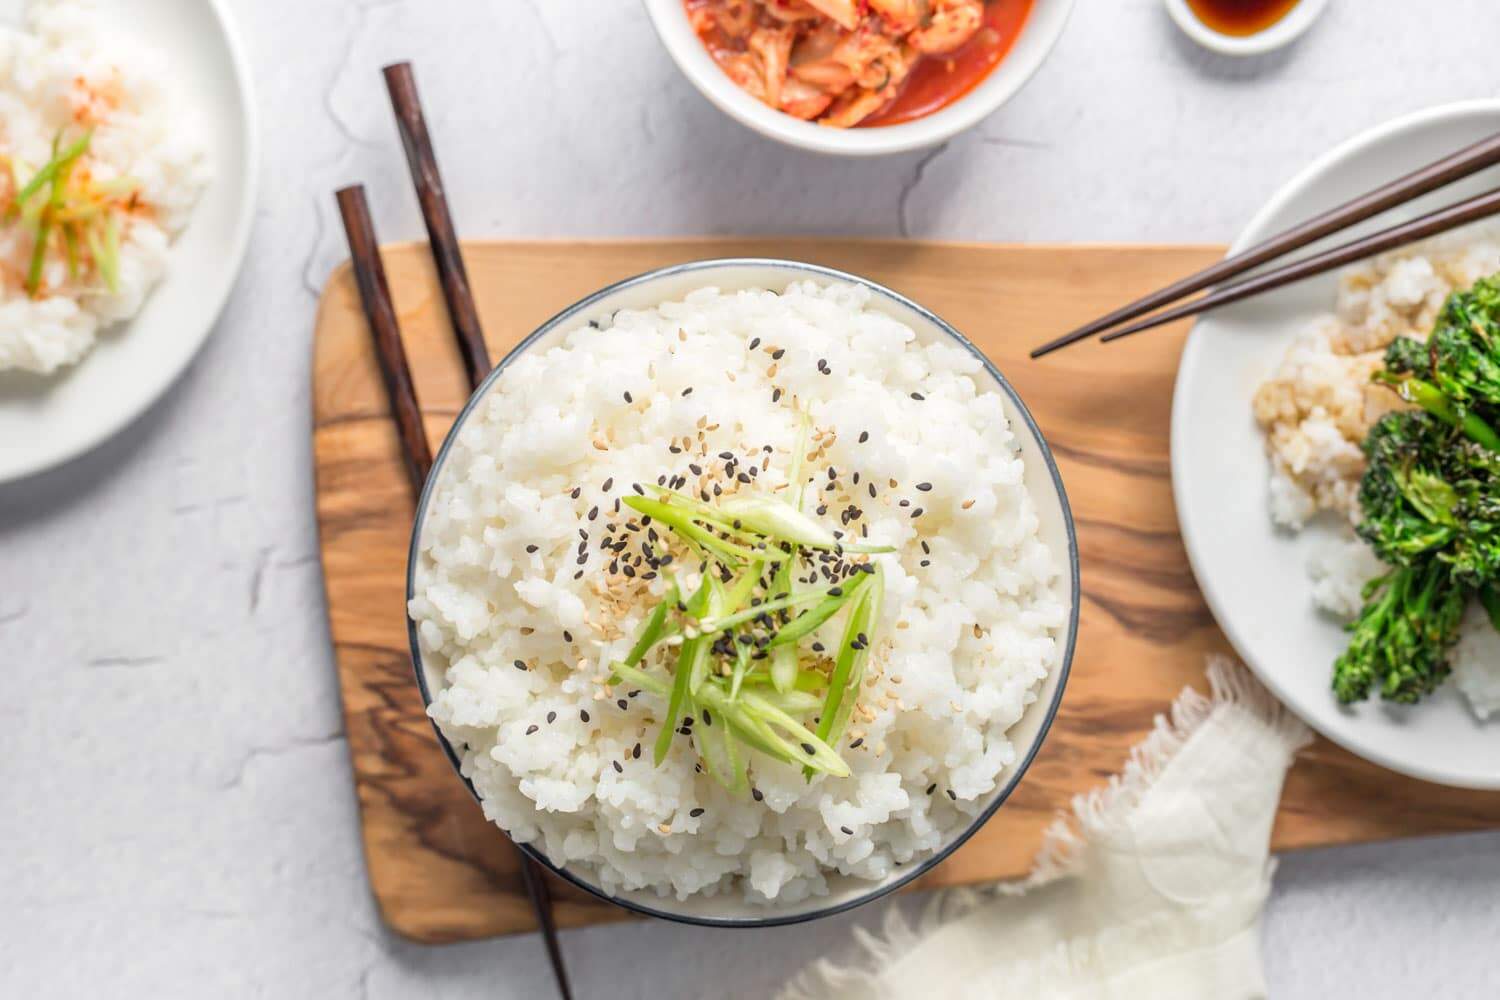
[1173, 100, 1500, 790]
[1164, 0, 1328, 57]
[641, 0, 1075, 156]
[408, 258, 1080, 925]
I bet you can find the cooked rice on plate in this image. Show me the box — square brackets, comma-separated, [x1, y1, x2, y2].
[1252, 228, 1500, 718]
[0, 0, 210, 375]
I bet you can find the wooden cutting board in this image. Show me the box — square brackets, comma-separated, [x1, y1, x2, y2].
[313, 238, 1500, 945]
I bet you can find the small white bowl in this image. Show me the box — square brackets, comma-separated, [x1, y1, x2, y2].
[641, 0, 1076, 157]
[1164, 0, 1328, 57]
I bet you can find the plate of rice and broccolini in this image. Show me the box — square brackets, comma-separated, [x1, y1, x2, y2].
[1175, 101, 1500, 790]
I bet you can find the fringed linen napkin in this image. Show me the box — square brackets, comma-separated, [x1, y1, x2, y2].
[781, 659, 1311, 1000]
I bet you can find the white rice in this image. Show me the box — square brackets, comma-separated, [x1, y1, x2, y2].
[409, 281, 1066, 903]
[0, 0, 210, 375]
[1253, 230, 1500, 718]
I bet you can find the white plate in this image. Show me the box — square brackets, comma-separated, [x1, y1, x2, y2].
[0, 0, 256, 483]
[1173, 100, 1500, 790]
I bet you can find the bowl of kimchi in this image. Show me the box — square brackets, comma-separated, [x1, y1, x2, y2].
[644, 0, 1075, 156]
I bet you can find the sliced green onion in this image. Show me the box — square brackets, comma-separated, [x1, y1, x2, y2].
[767, 574, 870, 648]
[609, 659, 669, 699]
[624, 583, 679, 666]
[688, 579, 725, 695]
[25, 217, 52, 297]
[769, 555, 800, 693]
[13, 129, 91, 210]
[814, 565, 883, 756]
[100, 212, 120, 294]
[623, 495, 757, 567]
[728, 642, 751, 701]
[740, 690, 850, 777]
[654, 576, 711, 765]
[696, 586, 831, 634]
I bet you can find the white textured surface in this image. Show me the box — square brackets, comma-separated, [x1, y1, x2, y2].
[2, 0, 1498, 996]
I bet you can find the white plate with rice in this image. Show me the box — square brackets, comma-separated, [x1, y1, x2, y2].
[407, 259, 1079, 923]
[1174, 100, 1500, 790]
[0, 0, 255, 482]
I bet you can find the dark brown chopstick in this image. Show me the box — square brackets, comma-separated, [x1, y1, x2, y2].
[336, 186, 433, 488]
[1097, 184, 1500, 344]
[335, 183, 573, 1000]
[1032, 130, 1500, 358]
[383, 62, 492, 385]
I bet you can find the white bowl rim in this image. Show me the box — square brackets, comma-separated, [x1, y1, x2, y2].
[1172, 98, 1500, 790]
[406, 257, 1082, 926]
[1162, 0, 1328, 57]
[640, 0, 1077, 157]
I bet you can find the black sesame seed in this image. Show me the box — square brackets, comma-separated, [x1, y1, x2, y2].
[613, 760, 623, 774]
[580, 709, 590, 723]
[719, 451, 734, 460]
[513, 660, 528, 671]
[748, 337, 761, 349]
[772, 388, 782, 402]
[702, 709, 712, 726]
[849, 738, 863, 749]
[603, 477, 614, 491]
[737, 472, 751, 484]
[811, 642, 825, 653]
[525, 544, 539, 553]
[920, 559, 931, 567]
[772, 349, 785, 360]
[689, 463, 703, 475]
[570, 487, 582, 499]
[858, 431, 869, 443]
[911, 508, 923, 519]
[632, 482, 645, 495]
[926, 783, 937, 795]
[840, 825, 853, 835]
[546, 711, 557, 724]
[920, 540, 930, 554]
[816, 505, 828, 515]
[916, 482, 933, 492]
[690, 808, 705, 818]
[910, 392, 924, 400]
[947, 789, 957, 801]
[801, 742, 816, 756]
[681, 387, 693, 397]
[829, 586, 843, 597]
[526, 725, 539, 735]
[633, 742, 642, 759]
[617, 698, 629, 710]
[573, 570, 583, 579]
[868, 483, 877, 498]
[623, 391, 632, 403]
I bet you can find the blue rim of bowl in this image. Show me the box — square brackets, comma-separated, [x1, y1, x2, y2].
[405, 258, 1081, 928]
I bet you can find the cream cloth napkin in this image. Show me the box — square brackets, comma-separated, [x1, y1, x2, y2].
[781, 658, 1311, 1000]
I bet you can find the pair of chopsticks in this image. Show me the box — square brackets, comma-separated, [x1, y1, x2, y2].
[334, 63, 574, 1000]
[1031, 131, 1500, 357]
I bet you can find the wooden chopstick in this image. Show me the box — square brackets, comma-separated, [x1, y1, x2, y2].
[383, 62, 492, 386]
[1097, 184, 1500, 345]
[334, 183, 574, 1000]
[1031, 130, 1500, 358]
[335, 185, 433, 488]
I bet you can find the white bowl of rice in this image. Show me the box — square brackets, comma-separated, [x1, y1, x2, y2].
[407, 259, 1078, 924]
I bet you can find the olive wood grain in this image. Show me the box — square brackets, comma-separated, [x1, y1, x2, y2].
[312, 238, 1500, 944]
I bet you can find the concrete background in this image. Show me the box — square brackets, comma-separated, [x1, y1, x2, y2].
[3, 0, 1499, 996]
